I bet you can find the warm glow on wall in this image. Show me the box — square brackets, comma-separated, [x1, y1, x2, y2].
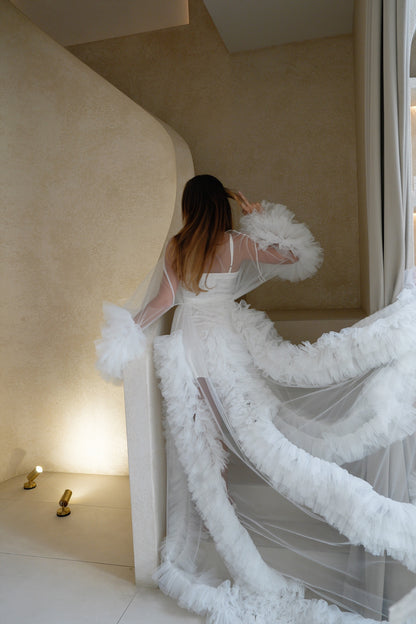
[59, 396, 128, 475]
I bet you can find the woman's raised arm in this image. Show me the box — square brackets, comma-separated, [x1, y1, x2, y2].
[229, 191, 299, 267]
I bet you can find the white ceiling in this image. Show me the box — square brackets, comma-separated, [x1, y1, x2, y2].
[204, 0, 354, 53]
[10, 0, 353, 50]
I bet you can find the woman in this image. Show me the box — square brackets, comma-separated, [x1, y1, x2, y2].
[97, 175, 416, 624]
[132, 175, 299, 332]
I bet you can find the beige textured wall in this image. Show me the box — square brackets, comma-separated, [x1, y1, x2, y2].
[1, 0, 192, 481]
[69, 0, 360, 311]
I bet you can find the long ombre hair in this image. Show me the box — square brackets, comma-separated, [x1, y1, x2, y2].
[171, 175, 233, 293]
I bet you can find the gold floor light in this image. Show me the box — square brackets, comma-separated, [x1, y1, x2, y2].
[23, 465, 43, 489]
[57, 489, 72, 517]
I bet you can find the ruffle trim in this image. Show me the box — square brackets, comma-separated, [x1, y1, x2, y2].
[271, 359, 416, 464]
[201, 330, 416, 573]
[154, 331, 378, 624]
[233, 288, 416, 387]
[228, 299, 416, 464]
[156, 560, 372, 624]
[239, 202, 323, 282]
[154, 332, 296, 597]
[95, 302, 146, 383]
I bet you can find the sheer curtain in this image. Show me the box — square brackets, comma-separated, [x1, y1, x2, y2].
[356, 0, 414, 313]
[354, 3, 416, 618]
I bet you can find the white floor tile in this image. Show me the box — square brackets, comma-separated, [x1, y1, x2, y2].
[0, 472, 55, 500]
[0, 473, 131, 509]
[0, 498, 133, 566]
[0, 552, 137, 624]
[118, 587, 204, 623]
[0, 473, 197, 623]
[0, 497, 16, 513]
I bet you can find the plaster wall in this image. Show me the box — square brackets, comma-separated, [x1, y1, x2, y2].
[69, 0, 360, 312]
[1, 0, 192, 481]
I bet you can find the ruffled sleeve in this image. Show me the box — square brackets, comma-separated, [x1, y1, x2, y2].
[228, 201, 323, 300]
[96, 242, 179, 383]
[239, 201, 323, 283]
[95, 302, 147, 383]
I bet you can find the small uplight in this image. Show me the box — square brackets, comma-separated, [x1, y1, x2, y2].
[23, 466, 43, 490]
[56, 489, 72, 517]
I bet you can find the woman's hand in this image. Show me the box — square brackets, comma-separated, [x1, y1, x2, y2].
[228, 190, 263, 215]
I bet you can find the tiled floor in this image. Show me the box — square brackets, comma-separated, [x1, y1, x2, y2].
[0, 472, 202, 624]
[2, 472, 415, 623]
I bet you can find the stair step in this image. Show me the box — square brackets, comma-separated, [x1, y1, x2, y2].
[267, 308, 365, 343]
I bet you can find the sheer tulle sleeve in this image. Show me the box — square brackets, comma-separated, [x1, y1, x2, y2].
[96, 202, 322, 382]
[133, 243, 178, 329]
[95, 243, 178, 383]
[232, 200, 323, 300]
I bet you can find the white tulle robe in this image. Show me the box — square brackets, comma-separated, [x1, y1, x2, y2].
[96, 203, 416, 624]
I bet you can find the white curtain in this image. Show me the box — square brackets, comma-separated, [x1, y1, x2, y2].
[359, 0, 414, 311]
[356, 4, 416, 618]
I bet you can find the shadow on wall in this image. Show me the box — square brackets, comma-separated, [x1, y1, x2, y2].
[6, 449, 26, 478]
